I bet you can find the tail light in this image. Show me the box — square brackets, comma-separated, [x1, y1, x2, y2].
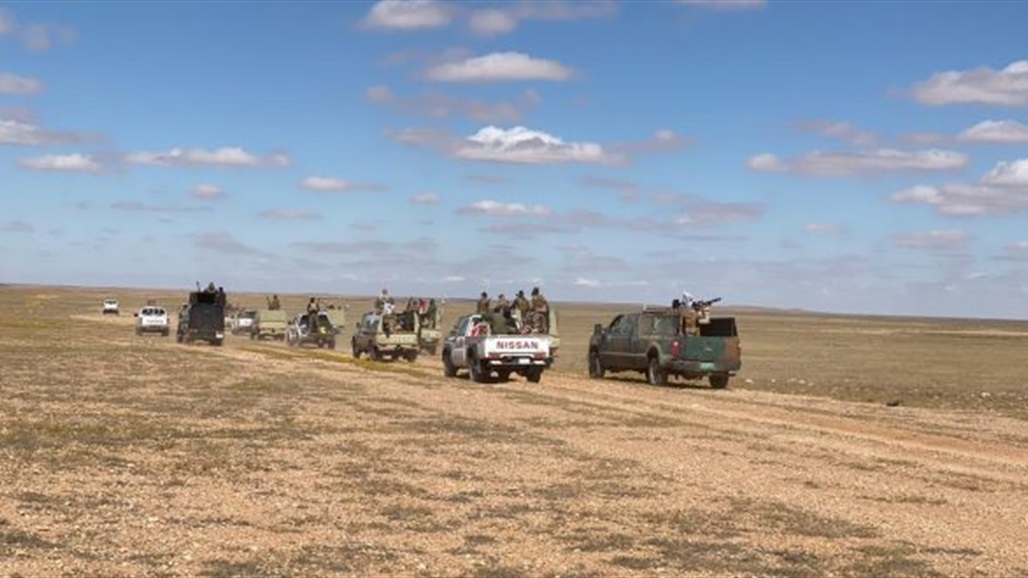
[533, 352, 546, 359]
[671, 340, 681, 357]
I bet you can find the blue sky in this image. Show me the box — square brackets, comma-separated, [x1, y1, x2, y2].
[2, 0, 1027, 319]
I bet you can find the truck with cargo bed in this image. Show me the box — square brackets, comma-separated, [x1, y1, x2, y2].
[442, 312, 553, 384]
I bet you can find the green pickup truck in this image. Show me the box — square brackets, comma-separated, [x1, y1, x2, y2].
[587, 306, 741, 388]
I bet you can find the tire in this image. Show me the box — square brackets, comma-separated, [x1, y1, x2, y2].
[588, 350, 605, 379]
[212, 339, 223, 347]
[646, 356, 667, 386]
[370, 347, 382, 362]
[526, 367, 543, 384]
[405, 350, 418, 363]
[162, 330, 169, 337]
[327, 340, 336, 350]
[425, 343, 437, 356]
[351, 339, 361, 359]
[496, 369, 512, 383]
[709, 374, 729, 389]
[442, 351, 457, 377]
[469, 357, 490, 383]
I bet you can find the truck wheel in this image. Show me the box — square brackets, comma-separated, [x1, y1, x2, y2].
[442, 351, 457, 377]
[425, 344, 437, 356]
[405, 350, 418, 362]
[370, 347, 382, 362]
[351, 340, 361, 359]
[588, 350, 605, 379]
[709, 374, 729, 389]
[526, 367, 543, 384]
[496, 370, 512, 383]
[646, 357, 667, 386]
[212, 339, 223, 347]
[327, 340, 336, 350]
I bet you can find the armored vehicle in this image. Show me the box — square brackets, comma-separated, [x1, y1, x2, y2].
[351, 310, 420, 362]
[176, 290, 226, 346]
[285, 312, 336, 349]
[588, 299, 740, 388]
[442, 312, 553, 383]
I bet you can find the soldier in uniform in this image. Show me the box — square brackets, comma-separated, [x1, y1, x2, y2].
[476, 292, 490, 314]
[494, 293, 510, 314]
[268, 294, 281, 310]
[530, 287, 549, 333]
[513, 290, 530, 324]
[306, 297, 319, 331]
[423, 298, 438, 329]
[374, 288, 390, 313]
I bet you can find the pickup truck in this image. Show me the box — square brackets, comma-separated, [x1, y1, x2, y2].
[229, 309, 257, 335]
[250, 309, 288, 340]
[285, 312, 336, 349]
[442, 312, 553, 384]
[588, 306, 740, 388]
[134, 305, 170, 336]
[351, 310, 420, 362]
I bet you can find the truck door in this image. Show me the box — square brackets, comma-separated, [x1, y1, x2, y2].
[451, 316, 473, 367]
[602, 314, 634, 368]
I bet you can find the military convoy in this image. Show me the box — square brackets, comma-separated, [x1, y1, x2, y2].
[159, 285, 742, 388]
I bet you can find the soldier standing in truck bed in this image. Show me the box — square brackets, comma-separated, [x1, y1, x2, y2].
[494, 293, 510, 314]
[530, 287, 549, 333]
[476, 292, 490, 314]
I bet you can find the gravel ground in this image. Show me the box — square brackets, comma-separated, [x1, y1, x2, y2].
[2, 294, 1027, 577]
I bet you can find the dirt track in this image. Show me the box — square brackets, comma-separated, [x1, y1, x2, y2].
[3, 301, 1028, 577]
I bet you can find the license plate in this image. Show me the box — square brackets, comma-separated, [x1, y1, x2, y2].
[518, 358, 529, 364]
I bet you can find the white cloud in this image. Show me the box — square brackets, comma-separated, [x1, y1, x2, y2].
[458, 200, 551, 217]
[0, 9, 13, 36]
[300, 176, 351, 192]
[126, 147, 289, 168]
[611, 128, 689, 155]
[468, 1, 616, 36]
[409, 192, 439, 205]
[362, 0, 453, 30]
[258, 209, 320, 220]
[574, 277, 602, 288]
[442, 275, 465, 283]
[1, 220, 33, 233]
[892, 229, 970, 251]
[671, 201, 764, 226]
[0, 73, 42, 94]
[191, 184, 225, 200]
[194, 232, 262, 255]
[365, 84, 534, 122]
[677, 0, 767, 10]
[1006, 241, 1028, 254]
[0, 117, 87, 146]
[983, 158, 1028, 187]
[958, 120, 1028, 143]
[18, 153, 101, 172]
[455, 125, 623, 165]
[425, 52, 574, 83]
[794, 118, 877, 146]
[892, 181, 1028, 217]
[911, 60, 1028, 107]
[805, 223, 846, 235]
[747, 148, 968, 177]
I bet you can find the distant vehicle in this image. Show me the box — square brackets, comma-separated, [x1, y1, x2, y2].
[351, 310, 420, 362]
[101, 298, 119, 316]
[441, 312, 553, 383]
[250, 309, 288, 341]
[176, 290, 225, 346]
[285, 312, 336, 349]
[587, 301, 740, 388]
[134, 306, 169, 337]
[229, 309, 257, 335]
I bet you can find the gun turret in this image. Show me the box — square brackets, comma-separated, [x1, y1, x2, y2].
[691, 297, 722, 311]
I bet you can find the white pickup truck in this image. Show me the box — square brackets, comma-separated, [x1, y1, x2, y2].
[442, 312, 553, 384]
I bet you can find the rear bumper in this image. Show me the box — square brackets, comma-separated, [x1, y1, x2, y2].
[138, 325, 168, 333]
[485, 358, 547, 367]
[665, 359, 740, 376]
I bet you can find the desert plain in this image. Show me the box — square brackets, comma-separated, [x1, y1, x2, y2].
[2, 284, 1028, 577]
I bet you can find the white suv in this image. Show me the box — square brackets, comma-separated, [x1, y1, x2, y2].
[135, 306, 170, 336]
[102, 298, 120, 315]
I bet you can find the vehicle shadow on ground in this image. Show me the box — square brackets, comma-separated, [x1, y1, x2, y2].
[594, 374, 716, 390]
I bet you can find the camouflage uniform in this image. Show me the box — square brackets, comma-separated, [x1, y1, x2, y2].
[494, 294, 510, 313]
[513, 292, 530, 322]
[476, 292, 491, 315]
[530, 288, 549, 333]
[268, 295, 281, 310]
